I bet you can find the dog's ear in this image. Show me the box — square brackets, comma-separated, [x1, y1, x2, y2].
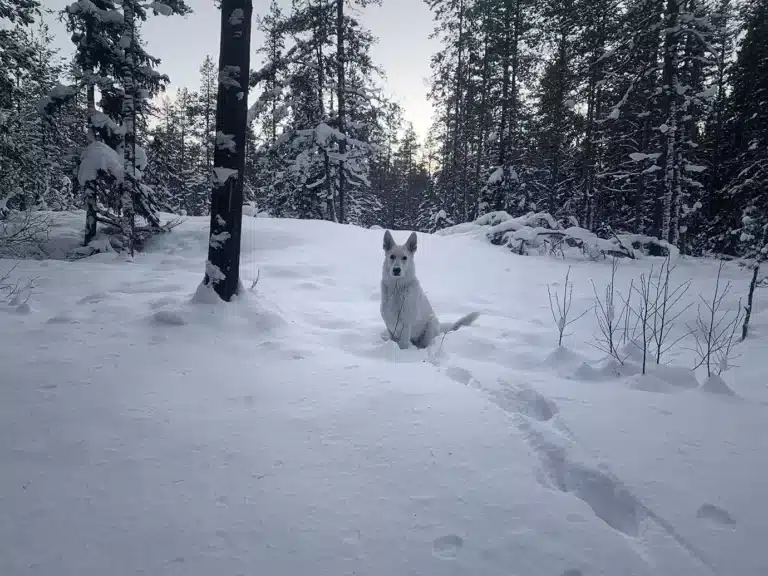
[383, 230, 395, 251]
[406, 232, 417, 253]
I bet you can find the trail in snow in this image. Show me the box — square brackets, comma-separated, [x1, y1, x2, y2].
[1, 211, 767, 576]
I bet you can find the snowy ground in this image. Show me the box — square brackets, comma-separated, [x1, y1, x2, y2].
[2, 211, 767, 576]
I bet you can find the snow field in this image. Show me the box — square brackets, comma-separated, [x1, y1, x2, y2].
[1, 211, 767, 576]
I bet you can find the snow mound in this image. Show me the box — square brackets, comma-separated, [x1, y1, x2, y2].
[439, 210, 678, 260]
[700, 374, 736, 396]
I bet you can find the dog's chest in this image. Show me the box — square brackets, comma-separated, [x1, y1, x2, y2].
[380, 281, 410, 320]
[380, 280, 429, 330]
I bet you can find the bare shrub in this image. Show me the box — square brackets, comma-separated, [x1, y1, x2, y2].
[599, 257, 694, 372]
[0, 209, 51, 258]
[548, 266, 590, 347]
[1, 264, 36, 305]
[627, 269, 656, 374]
[690, 261, 745, 378]
[250, 269, 261, 291]
[591, 258, 626, 360]
[650, 255, 693, 364]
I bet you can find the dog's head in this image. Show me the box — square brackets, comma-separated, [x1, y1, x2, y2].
[382, 230, 417, 280]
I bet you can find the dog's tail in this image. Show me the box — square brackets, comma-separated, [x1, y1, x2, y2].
[440, 311, 480, 334]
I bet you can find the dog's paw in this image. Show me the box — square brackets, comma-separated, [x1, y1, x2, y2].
[380, 329, 391, 341]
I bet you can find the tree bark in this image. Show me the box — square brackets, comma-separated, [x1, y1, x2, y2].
[495, 0, 512, 212]
[450, 0, 465, 216]
[742, 262, 760, 340]
[659, 0, 679, 244]
[709, 1, 729, 215]
[83, 19, 97, 246]
[119, 0, 136, 257]
[315, 0, 335, 221]
[549, 28, 568, 211]
[204, 0, 252, 301]
[180, 93, 187, 210]
[583, 8, 606, 231]
[336, 0, 346, 223]
[474, 23, 490, 218]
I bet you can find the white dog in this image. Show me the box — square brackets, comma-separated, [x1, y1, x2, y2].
[380, 230, 479, 349]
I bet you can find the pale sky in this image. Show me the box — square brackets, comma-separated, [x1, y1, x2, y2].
[44, 0, 439, 139]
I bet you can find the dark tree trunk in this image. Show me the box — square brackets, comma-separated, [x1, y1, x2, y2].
[474, 24, 490, 218]
[450, 0, 465, 216]
[509, 0, 521, 150]
[180, 99, 187, 209]
[495, 0, 512, 212]
[336, 0, 346, 223]
[314, 0, 335, 221]
[709, 3, 729, 212]
[549, 30, 568, 211]
[204, 0, 253, 301]
[658, 0, 679, 243]
[84, 20, 98, 246]
[119, 0, 137, 257]
[742, 263, 760, 340]
[635, 117, 651, 233]
[582, 9, 606, 231]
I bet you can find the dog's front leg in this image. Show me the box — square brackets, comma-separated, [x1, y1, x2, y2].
[396, 323, 412, 350]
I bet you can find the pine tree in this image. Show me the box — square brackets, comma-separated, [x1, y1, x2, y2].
[42, 0, 191, 252]
[247, 0, 389, 225]
[197, 54, 217, 174]
[715, 0, 768, 259]
[2, 18, 66, 212]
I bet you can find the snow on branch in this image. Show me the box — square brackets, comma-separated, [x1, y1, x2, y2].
[66, 0, 124, 23]
[78, 141, 124, 186]
[249, 43, 301, 88]
[37, 84, 79, 119]
[439, 211, 678, 260]
[148, 2, 174, 16]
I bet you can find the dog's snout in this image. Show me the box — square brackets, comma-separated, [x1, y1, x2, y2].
[392, 267, 401, 276]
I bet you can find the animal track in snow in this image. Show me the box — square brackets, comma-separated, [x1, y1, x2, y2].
[696, 503, 736, 526]
[478, 381, 560, 426]
[461, 374, 716, 569]
[151, 310, 187, 326]
[510, 387, 558, 422]
[487, 380, 644, 537]
[46, 312, 81, 324]
[445, 365, 473, 385]
[77, 292, 110, 305]
[432, 534, 463, 559]
[544, 452, 644, 537]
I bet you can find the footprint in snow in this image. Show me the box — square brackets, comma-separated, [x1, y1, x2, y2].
[432, 534, 463, 559]
[696, 503, 736, 526]
[46, 312, 81, 324]
[151, 310, 187, 326]
[445, 365, 473, 385]
[77, 292, 110, 305]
